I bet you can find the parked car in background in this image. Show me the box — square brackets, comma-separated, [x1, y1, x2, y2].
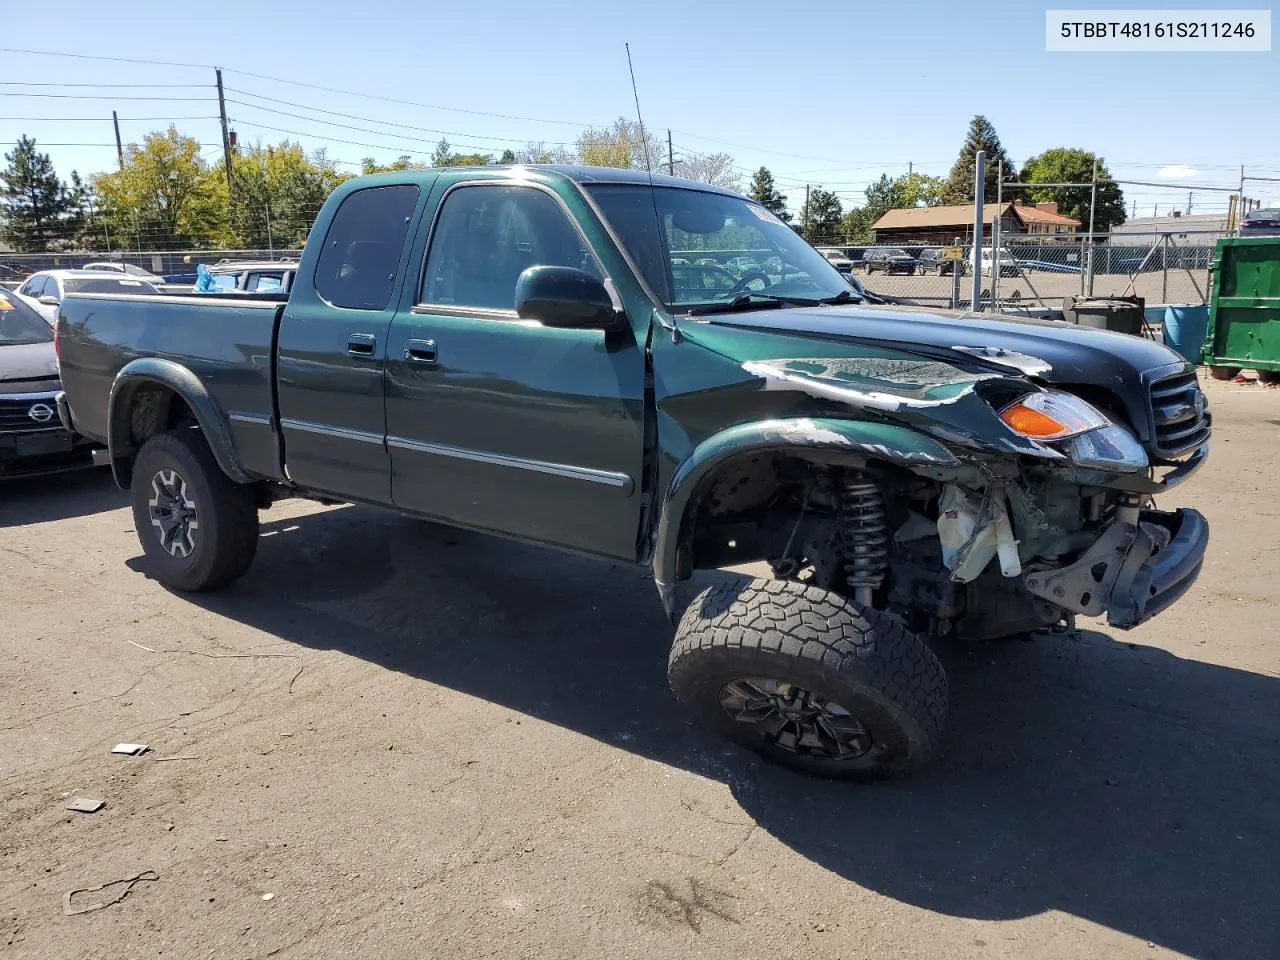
[0, 289, 102, 477]
[981, 247, 1020, 277]
[722, 256, 762, 278]
[862, 246, 917, 275]
[13, 270, 161, 325]
[197, 259, 298, 294]
[82, 262, 166, 284]
[816, 247, 854, 271]
[916, 247, 967, 276]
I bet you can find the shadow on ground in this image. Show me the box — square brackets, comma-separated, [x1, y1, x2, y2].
[129, 503, 1278, 960]
[0, 467, 121, 527]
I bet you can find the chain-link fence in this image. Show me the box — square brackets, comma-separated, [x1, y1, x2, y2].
[0, 249, 303, 285]
[807, 230, 1219, 313]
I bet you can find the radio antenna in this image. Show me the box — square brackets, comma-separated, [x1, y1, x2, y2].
[625, 42, 653, 175]
[624, 42, 680, 340]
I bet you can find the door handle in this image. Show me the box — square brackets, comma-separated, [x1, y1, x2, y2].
[347, 333, 377, 357]
[403, 338, 437, 364]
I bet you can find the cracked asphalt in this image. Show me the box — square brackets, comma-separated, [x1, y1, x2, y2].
[1, 375, 1277, 959]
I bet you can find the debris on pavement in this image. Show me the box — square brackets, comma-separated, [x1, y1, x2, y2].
[63, 871, 159, 916]
[65, 798, 104, 813]
[261, 893, 275, 901]
[111, 743, 149, 756]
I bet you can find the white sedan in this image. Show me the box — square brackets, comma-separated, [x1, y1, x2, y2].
[13, 269, 161, 325]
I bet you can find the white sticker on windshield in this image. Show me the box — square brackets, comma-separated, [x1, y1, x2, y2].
[120, 279, 142, 286]
[746, 204, 785, 226]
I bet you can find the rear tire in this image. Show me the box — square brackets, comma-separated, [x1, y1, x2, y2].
[130, 430, 258, 591]
[668, 578, 948, 780]
[1256, 370, 1280, 385]
[1207, 365, 1241, 381]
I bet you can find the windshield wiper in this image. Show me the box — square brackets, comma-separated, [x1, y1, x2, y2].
[687, 293, 821, 316]
[817, 289, 860, 305]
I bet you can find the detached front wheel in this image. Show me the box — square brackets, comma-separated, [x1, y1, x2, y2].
[668, 578, 948, 780]
[130, 429, 259, 591]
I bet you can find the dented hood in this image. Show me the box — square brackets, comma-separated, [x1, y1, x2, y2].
[701, 303, 1188, 386]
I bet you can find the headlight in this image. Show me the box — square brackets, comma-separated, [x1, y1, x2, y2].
[999, 390, 1148, 473]
[998, 391, 1109, 439]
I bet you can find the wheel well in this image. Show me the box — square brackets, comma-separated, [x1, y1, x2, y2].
[681, 452, 938, 578]
[114, 383, 199, 487]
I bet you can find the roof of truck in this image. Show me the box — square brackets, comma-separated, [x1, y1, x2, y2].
[351, 164, 741, 197]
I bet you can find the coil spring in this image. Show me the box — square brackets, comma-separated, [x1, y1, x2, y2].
[840, 474, 888, 592]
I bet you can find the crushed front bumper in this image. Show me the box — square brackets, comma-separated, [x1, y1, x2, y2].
[1107, 508, 1209, 629]
[1024, 508, 1209, 631]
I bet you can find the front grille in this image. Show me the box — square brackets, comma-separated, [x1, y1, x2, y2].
[0, 394, 61, 434]
[1149, 372, 1211, 458]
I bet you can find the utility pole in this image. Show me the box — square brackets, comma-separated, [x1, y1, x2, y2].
[908, 161, 913, 176]
[1085, 156, 1098, 295]
[1186, 190, 1193, 215]
[666, 129, 674, 177]
[803, 184, 810, 240]
[216, 68, 233, 193]
[1132, 199, 1137, 219]
[971, 150, 985, 310]
[112, 111, 124, 169]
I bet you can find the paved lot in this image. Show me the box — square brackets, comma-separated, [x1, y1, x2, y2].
[1, 375, 1277, 960]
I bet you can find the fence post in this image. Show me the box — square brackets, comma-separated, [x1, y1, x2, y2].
[1161, 234, 1169, 303]
[951, 260, 962, 309]
[971, 150, 986, 310]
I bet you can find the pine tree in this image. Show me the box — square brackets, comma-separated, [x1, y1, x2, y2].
[941, 116, 1018, 203]
[0, 136, 76, 252]
[748, 167, 791, 223]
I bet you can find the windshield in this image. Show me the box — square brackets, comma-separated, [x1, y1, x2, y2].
[583, 184, 854, 310]
[66, 277, 159, 295]
[0, 291, 53, 344]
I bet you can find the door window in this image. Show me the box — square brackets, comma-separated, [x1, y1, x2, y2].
[420, 185, 601, 311]
[313, 184, 420, 310]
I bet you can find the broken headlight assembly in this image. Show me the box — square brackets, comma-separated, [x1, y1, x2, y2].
[998, 390, 1148, 473]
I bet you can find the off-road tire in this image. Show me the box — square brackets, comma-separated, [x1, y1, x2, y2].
[130, 429, 258, 591]
[668, 578, 948, 780]
[1207, 365, 1241, 381]
[1256, 370, 1280, 386]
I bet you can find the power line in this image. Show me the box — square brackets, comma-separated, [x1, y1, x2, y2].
[0, 116, 218, 122]
[0, 47, 212, 69]
[225, 91, 573, 145]
[0, 93, 213, 101]
[0, 81, 210, 89]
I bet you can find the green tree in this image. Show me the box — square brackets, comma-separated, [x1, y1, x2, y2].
[360, 155, 424, 175]
[839, 208, 874, 244]
[799, 186, 842, 240]
[231, 141, 346, 248]
[1021, 147, 1126, 231]
[0, 136, 79, 251]
[748, 167, 791, 223]
[92, 126, 230, 249]
[499, 149, 516, 164]
[431, 139, 491, 167]
[894, 171, 945, 208]
[575, 118, 663, 170]
[941, 115, 1018, 203]
[514, 142, 574, 164]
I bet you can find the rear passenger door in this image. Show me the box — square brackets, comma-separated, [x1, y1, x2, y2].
[276, 182, 428, 503]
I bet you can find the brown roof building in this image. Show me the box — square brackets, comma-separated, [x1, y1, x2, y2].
[872, 200, 1081, 245]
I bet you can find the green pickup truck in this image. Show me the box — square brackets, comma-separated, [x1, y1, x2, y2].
[56, 166, 1211, 780]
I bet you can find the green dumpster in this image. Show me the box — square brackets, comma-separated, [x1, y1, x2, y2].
[1202, 237, 1280, 380]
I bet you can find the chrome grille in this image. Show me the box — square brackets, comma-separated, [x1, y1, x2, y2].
[0, 394, 61, 434]
[1149, 372, 1210, 458]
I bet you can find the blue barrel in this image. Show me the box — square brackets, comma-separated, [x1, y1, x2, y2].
[1163, 305, 1210, 363]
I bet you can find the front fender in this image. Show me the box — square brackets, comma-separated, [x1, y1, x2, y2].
[650, 417, 960, 616]
[107, 357, 251, 489]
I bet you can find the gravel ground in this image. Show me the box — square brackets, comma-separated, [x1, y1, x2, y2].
[1, 375, 1276, 960]
[858, 268, 1207, 310]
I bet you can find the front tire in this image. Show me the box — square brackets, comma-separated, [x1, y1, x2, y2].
[130, 430, 259, 591]
[1207, 365, 1241, 381]
[668, 578, 948, 780]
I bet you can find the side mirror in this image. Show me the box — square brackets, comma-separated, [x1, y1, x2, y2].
[515, 266, 621, 331]
[38, 295, 60, 307]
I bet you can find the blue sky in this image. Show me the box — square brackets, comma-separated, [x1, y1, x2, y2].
[2, 0, 1276, 216]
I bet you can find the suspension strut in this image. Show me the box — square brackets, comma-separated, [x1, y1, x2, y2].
[840, 471, 888, 606]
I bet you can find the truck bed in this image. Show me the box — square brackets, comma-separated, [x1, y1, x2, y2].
[58, 291, 286, 480]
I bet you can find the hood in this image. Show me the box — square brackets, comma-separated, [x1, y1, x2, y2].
[702, 304, 1186, 385]
[681, 303, 1193, 451]
[0, 341, 59, 385]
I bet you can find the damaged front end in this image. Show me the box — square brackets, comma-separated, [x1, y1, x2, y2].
[657, 338, 1211, 642]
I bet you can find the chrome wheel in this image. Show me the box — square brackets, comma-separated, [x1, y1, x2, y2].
[148, 468, 199, 558]
[718, 677, 872, 760]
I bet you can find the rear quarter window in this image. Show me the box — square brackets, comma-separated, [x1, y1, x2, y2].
[313, 185, 420, 310]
